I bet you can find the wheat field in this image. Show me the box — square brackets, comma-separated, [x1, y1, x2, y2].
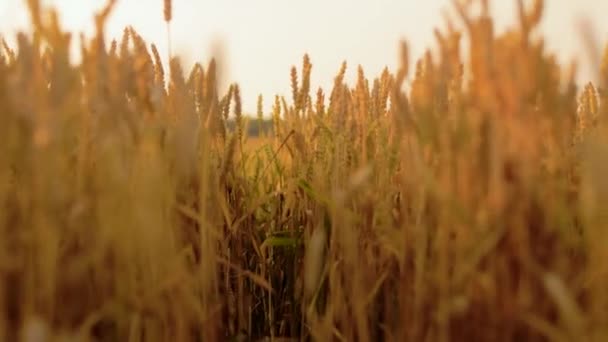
[1, 0, 608, 341]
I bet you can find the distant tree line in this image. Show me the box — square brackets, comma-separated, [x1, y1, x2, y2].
[225, 117, 274, 137]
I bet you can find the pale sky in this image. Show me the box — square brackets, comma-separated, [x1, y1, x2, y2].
[1, 0, 607, 114]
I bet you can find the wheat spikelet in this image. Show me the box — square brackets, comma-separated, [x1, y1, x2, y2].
[222, 84, 234, 122]
[186, 63, 203, 110]
[233, 83, 243, 143]
[355, 65, 369, 122]
[306, 94, 314, 118]
[220, 132, 238, 184]
[290, 66, 299, 110]
[281, 96, 290, 125]
[164, 0, 172, 22]
[94, 0, 117, 33]
[396, 40, 409, 86]
[164, 0, 173, 64]
[257, 94, 264, 136]
[329, 61, 347, 116]
[298, 54, 312, 113]
[272, 95, 281, 140]
[25, 0, 42, 31]
[315, 87, 325, 117]
[108, 39, 118, 57]
[150, 43, 166, 101]
[205, 58, 217, 100]
[1, 39, 15, 64]
[528, 0, 544, 28]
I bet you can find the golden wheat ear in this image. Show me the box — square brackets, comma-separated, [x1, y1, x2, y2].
[164, 0, 172, 22]
[164, 0, 173, 63]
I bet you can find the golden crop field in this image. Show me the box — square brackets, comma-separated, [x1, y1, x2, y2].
[1, 0, 608, 341]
